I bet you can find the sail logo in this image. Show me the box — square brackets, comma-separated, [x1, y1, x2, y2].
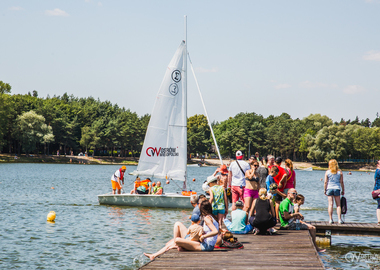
[146, 147, 179, 157]
[171, 70, 181, 82]
[169, 83, 179, 96]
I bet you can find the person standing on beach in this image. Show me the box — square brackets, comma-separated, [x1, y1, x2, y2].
[228, 151, 250, 210]
[111, 166, 126, 194]
[374, 160, 380, 226]
[324, 159, 345, 224]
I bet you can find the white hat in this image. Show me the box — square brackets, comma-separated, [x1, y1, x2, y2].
[236, 150, 243, 157]
[206, 175, 218, 185]
[202, 182, 210, 192]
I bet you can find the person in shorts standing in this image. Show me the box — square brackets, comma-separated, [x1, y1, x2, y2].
[111, 166, 126, 194]
[228, 150, 250, 210]
[324, 159, 345, 224]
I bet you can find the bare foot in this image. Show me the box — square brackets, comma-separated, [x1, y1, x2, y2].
[143, 253, 155, 260]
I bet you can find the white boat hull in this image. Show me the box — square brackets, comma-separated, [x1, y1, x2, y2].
[97, 193, 193, 209]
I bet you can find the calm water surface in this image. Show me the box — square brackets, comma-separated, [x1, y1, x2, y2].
[0, 163, 379, 269]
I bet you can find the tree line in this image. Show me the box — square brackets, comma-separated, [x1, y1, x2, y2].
[1, 80, 380, 162]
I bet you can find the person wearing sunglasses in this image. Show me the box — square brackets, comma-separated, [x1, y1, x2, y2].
[244, 160, 260, 214]
[279, 188, 325, 252]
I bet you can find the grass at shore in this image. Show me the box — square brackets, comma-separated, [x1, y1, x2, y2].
[0, 154, 138, 165]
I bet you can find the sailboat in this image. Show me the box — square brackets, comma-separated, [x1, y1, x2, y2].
[98, 19, 222, 209]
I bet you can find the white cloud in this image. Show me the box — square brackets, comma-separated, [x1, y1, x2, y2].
[299, 80, 338, 89]
[343, 85, 366, 94]
[9, 6, 23, 11]
[194, 67, 218, 73]
[45, 8, 69, 17]
[363, 50, 380, 61]
[98, 2, 103, 6]
[274, 83, 291, 89]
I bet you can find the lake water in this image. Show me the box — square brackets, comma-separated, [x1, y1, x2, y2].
[0, 163, 379, 269]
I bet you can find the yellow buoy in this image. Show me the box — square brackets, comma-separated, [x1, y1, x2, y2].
[47, 211, 56, 222]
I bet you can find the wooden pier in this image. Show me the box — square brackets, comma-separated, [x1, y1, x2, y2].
[309, 221, 380, 237]
[140, 229, 325, 270]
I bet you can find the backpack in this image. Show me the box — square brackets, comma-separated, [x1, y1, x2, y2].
[341, 196, 347, 215]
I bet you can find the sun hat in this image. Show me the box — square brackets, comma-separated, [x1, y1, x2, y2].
[121, 166, 127, 170]
[191, 214, 200, 222]
[217, 164, 228, 174]
[235, 200, 244, 207]
[236, 150, 243, 160]
[206, 175, 218, 185]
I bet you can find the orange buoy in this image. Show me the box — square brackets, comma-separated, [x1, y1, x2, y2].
[192, 178, 196, 182]
[51, 187, 54, 189]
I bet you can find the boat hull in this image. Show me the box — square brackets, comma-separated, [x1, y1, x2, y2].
[97, 193, 193, 209]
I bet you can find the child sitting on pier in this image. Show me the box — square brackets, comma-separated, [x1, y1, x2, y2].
[187, 214, 204, 242]
[223, 201, 253, 234]
[294, 194, 305, 213]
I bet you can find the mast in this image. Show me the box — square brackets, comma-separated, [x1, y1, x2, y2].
[183, 15, 188, 190]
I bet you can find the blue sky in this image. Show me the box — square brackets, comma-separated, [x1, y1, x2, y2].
[1, 0, 380, 123]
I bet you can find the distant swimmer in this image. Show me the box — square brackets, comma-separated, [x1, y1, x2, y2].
[111, 166, 126, 194]
[348, 171, 352, 175]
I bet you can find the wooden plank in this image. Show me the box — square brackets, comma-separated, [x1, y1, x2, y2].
[140, 230, 325, 270]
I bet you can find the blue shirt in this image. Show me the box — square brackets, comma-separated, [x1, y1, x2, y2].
[266, 175, 275, 193]
[375, 169, 380, 201]
[192, 205, 201, 216]
[326, 170, 341, 190]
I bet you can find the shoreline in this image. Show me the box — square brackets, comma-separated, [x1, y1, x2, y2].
[0, 154, 376, 171]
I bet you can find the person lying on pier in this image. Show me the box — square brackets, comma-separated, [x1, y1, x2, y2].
[130, 177, 152, 194]
[223, 200, 253, 234]
[279, 188, 325, 252]
[152, 181, 163, 195]
[187, 214, 204, 242]
[143, 201, 220, 260]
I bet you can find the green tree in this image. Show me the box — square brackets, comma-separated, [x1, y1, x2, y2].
[14, 110, 54, 155]
[187, 114, 211, 156]
[0, 81, 11, 94]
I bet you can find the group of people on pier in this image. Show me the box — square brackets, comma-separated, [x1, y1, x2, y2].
[144, 151, 333, 260]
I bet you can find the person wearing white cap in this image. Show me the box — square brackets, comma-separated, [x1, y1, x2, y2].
[228, 150, 250, 210]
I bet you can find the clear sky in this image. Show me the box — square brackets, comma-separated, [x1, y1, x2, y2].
[1, 0, 380, 123]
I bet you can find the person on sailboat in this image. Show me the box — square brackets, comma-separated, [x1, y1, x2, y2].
[111, 166, 126, 194]
[130, 177, 152, 195]
[152, 181, 163, 195]
[228, 151, 250, 211]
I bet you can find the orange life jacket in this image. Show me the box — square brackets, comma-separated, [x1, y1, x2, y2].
[135, 179, 151, 189]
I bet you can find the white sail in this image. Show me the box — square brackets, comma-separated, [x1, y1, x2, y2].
[131, 41, 187, 181]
